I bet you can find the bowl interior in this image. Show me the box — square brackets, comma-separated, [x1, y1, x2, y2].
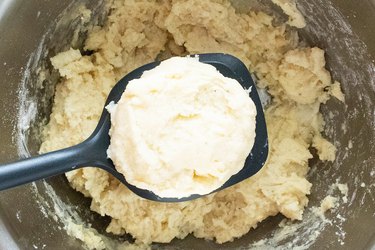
[0, 0, 374, 249]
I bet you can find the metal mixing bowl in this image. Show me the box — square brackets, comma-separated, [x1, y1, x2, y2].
[0, 0, 374, 249]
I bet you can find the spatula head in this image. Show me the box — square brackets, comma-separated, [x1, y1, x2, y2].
[91, 53, 268, 202]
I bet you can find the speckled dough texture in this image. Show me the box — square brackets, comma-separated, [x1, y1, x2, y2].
[40, 0, 343, 245]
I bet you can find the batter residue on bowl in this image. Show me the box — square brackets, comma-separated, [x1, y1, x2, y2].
[40, 0, 344, 246]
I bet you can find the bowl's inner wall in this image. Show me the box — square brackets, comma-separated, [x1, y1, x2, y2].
[0, 0, 374, 249]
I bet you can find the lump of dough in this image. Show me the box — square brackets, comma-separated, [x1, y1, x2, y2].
[278, 47, 333, 104]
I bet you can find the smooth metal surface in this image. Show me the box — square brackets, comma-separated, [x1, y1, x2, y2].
[0, 0, 374, 249]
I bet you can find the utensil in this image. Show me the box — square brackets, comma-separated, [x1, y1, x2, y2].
[0, 53, 268, 202]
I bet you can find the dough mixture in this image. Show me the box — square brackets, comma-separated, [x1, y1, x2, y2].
[41, 0, 343, 245]
[107, 56, 257, 198]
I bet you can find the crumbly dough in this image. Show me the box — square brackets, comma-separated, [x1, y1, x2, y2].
[41, 0, 342, 245]
[271, 0, 306, 28]
[320, 195, 338, 213]
[107, 57, 256, 198]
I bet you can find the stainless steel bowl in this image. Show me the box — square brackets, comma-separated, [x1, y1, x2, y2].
[0, 0, 374, 249]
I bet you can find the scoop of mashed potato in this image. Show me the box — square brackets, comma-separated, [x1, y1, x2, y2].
[41, 0, 342, 246]
[107, 56, 257, 198]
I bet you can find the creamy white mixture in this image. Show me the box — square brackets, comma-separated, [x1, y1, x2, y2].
[40, 0, 344, 247]
[107, 56, 256, 198]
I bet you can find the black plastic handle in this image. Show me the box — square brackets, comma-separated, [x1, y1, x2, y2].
[0, 139, 101, 190]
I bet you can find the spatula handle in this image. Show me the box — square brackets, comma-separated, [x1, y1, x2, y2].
[0, 141, 95, 190]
